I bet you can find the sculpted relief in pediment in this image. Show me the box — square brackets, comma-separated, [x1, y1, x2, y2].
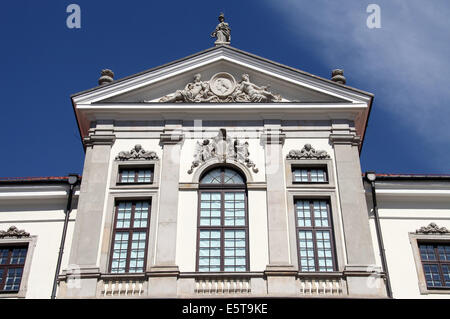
[146, 72, 285, 103]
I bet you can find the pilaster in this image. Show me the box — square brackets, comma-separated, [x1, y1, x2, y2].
[261, 123, 296, 295]
[61, 123, 115, 298]
[147, 124, 183, 297]
[329, 125, 386, 297]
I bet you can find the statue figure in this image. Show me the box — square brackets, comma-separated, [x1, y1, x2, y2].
[234, 74, 282, 102]
[211, 13, 231, 44]
[159, 73, 211, 103]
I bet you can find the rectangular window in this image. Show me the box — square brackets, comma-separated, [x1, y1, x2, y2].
[118, 168, 153, 184]
[295, 199, 336, 272]
[198, 191, 248, 272]
[292, 168, 327, 183]
[110, 201, 150, 273]
[0, 246, 28, 292]
[419, 243, 450, 289]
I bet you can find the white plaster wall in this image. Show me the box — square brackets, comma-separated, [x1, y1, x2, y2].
[248, 190, 269, 271]
[176, 191, 198, 272]
[373, 197, 450, 299]
[0, 198, 76, 299]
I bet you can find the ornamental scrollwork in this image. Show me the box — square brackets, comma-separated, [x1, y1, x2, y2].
[286, 144, 330, 160]
[115, 144, 159, 161]
[416, 223, 449, 234]
[149, 72, 283, 103]
[188, 128, 258, 174]
[0, 226, 30, 239]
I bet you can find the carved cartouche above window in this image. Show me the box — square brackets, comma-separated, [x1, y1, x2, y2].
[286, 144, 330, 160]
[147, 72, 284, 103]
[0, 226, 30, 239]
[416, 223, 449, 234]
[188, 128, 258, 174]
[115, 144, 159, 161]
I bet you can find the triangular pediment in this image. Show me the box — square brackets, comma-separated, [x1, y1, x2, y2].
[72, 46, 372, 105]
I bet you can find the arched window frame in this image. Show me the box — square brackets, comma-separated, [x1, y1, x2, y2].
[196, 166, 250, 272]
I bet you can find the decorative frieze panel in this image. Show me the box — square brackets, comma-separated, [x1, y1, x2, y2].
[188, 129, 258, 174]
[416, 223, 449, 234]
[0, 226, 30, 239]
[150, 73, 284, 103]
[115, 145, 159, 161]
[286, 144, 330, 160]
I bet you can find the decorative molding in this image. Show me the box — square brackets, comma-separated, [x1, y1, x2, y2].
[416, 223, 449, 234]
[286, 144, 330, 160]
[149, 73, 284, 103]
[188, 128, 258, 174]
[0, 226, 30, 239]
[329, 134, 361, 146]
[83, 134, 116, 147]
[115, 144, 159, 161]
[260, 133, 286, 145]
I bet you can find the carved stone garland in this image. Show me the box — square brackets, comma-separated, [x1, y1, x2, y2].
[286, 144, 330, 160]
[0, 226, 30, 239]
[115, 144, 159, 161]
[416, 223, 449, 234]
[149, 72, 283, 103]
[188, 128, 258, 174]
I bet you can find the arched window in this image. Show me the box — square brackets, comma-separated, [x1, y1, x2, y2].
[197, 167, 248, 272]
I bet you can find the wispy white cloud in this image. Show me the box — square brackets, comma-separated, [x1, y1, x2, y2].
[264, 0, 450, 156]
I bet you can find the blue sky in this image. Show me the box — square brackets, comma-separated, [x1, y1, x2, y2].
[0, 0, 449, 177]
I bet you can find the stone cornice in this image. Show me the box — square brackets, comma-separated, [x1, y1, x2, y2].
[329, 134, 361, 146]
[260, 133, 286, 145]
[159, 133, 184, 145]
[83, 134, 116, 147]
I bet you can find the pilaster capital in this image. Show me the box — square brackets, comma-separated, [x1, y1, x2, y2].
[260, 133, 286, 145]
[159, 133, 184, 145]
[329, 134, 361, 146]
[83, 134, 116, 147]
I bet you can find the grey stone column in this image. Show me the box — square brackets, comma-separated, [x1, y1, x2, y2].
[61, 126, 116, 298]
[261, 125, 297, 295]
[147, 127, 184, 297]
[330, 131, 386, 297]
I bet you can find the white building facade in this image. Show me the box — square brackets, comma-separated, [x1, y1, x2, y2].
[0, 44, 448, 299]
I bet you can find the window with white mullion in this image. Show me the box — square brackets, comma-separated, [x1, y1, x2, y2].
[292, 167, 327, 183]
[119, 168, 153, 184]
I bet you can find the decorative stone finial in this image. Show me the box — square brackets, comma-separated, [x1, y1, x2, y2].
[98, 69, 114, 85]
[286, 144, 330, 160]
[211, 13, 231, 46]
[416, 222, 449, 234]
[331, 69, 346, 85]
[0, 226, 30, 239]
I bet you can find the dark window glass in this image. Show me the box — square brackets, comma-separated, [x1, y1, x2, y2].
[0, 246, 28, 292]
[292, 168, 327, 183]
[197, 167, 248, 272]
[419, 243, 450, 289]
[110, 201, 150, 273]
[295, 200, 336, 272]
[119, 168, 153, 184]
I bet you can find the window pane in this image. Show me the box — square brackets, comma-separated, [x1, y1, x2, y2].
[10, 248, 27, 265]
[129, 232, 146, 273]
[116, 202, 132, 228]
[419, 245, 436, 261]
[111, 232, 129, 273]
[442, 265, 450, 287]
[198, 230, 222, 272]
[316, 230, 334, 272]
[423, 264, 442, 288]
[223, 230, 247, 272]
[296, 200, 311, 227]
[4, 268, 23, 291]
[224, 192, 246, 227]
[200, 168, 222, 184]
[0, 249, 9, 265]
[298, 231, 315, 271]
[223, 169, 244, 184]
[133, 201, 150, 228]
[200, 192, 222, 227]
[313, 201, 329, 227]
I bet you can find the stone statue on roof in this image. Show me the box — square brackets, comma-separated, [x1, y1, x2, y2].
[211, 13, 231, 45]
